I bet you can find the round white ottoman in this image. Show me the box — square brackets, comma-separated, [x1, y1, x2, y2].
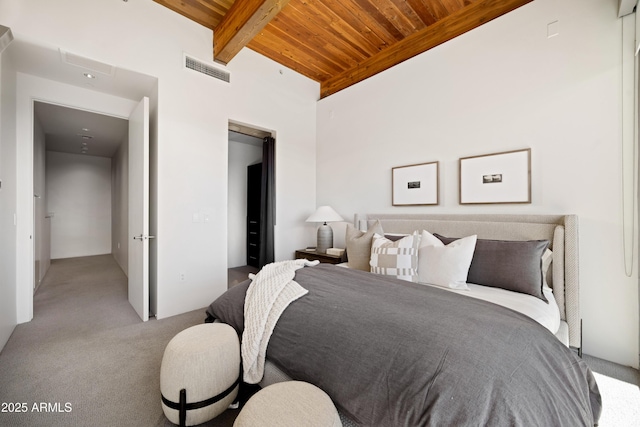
[160, 323, 240, 426]
[233, 381, 342, 427]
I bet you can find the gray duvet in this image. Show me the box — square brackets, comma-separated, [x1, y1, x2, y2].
[206, 264, 601, 426]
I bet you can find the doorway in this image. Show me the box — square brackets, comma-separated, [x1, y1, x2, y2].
[227, 122, 275, 287]
[11, 42, 158, 325]
[31, 100, 142, 316]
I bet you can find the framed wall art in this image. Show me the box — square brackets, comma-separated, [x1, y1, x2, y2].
[459, 148, 531, 204]
[392, 161, 439, 206]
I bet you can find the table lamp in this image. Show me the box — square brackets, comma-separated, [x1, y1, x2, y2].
[306, 206, 343, 254]
[0, 25, 14, 54]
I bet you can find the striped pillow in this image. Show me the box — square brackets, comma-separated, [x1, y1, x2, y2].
[369, 233, 421, 282]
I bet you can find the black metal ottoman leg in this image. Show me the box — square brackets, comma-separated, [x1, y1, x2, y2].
[179, 388, 186, 427]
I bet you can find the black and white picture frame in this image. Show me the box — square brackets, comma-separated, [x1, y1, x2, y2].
[392, 161, 439, 206]
[459, 148, 531, 204]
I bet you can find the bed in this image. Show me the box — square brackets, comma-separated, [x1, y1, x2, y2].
[207, 214, 601, 426]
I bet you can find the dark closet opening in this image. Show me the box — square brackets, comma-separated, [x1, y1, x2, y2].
[227, 123, 275, 275]
[246, 162, 262, 268]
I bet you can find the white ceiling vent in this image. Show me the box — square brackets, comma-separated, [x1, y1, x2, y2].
[184, 54, 230, 83]
[59, 49, 115, 76]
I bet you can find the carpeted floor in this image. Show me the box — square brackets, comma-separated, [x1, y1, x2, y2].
[584, 354, 640, 427]
[0, 255, 249, 427]
[0, 254, 638, 426]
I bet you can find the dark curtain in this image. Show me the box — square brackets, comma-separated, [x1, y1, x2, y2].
[258, 136, 275, 268]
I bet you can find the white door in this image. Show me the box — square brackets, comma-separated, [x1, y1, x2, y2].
[128, 97, 150, 321]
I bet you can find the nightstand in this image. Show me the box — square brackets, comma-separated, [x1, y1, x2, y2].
[295, 248, 346, 265]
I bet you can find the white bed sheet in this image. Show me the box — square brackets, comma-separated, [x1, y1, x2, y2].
[337, 262, 561, 335]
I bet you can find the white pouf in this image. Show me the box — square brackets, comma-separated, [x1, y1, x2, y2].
[160, 323, 240, 426]
[233, 381, 342, 427]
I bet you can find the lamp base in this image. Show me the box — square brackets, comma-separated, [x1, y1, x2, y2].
[316, 224, 333, 254]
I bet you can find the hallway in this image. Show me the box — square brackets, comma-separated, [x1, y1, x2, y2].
[33, 255, 139, 330]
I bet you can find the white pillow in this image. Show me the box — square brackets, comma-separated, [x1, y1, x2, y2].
[370, 233, 421, 282]
[417, 229, 442, 246]
[417, 230, 477, 290]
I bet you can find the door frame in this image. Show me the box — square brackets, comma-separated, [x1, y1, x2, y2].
[226, 121, 275, 275]
[16, 91, 137, 323]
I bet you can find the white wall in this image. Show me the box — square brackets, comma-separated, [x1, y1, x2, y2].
[112, 136, 129, 274]
[2, 0, 633, 368]
[227, 140, 262, 268]
[317, 0, 639, 368]
[0, 40, 18, 350]
[1, 0, 319, 325]
[46, 151, 112, 259]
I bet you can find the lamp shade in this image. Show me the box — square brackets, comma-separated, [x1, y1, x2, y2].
[0, 25, 13, 54]
[306, 206, 343, 223]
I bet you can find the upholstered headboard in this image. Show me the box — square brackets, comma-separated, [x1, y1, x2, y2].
[355, 213, 580, 352]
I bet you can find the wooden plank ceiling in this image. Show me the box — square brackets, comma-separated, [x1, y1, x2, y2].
[154, 0, 532, 98]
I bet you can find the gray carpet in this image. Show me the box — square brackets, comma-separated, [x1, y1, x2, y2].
[584, 354, 640, 427]
[0, 255, 243, 427]
[0, 254, 638, 426]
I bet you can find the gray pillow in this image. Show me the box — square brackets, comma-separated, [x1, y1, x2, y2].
[345, 220, 383, 271]
[204, 279, 250, 334]
[434, 234, 550, 302]
[384, 233, 408, 242]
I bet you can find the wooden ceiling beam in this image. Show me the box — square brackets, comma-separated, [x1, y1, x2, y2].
[214, 0, 291, 65]
[320, 0, 532, 98]
[153, 0, 227, 29]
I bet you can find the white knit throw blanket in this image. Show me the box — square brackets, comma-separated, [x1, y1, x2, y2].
[242, 259, 319, 384]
